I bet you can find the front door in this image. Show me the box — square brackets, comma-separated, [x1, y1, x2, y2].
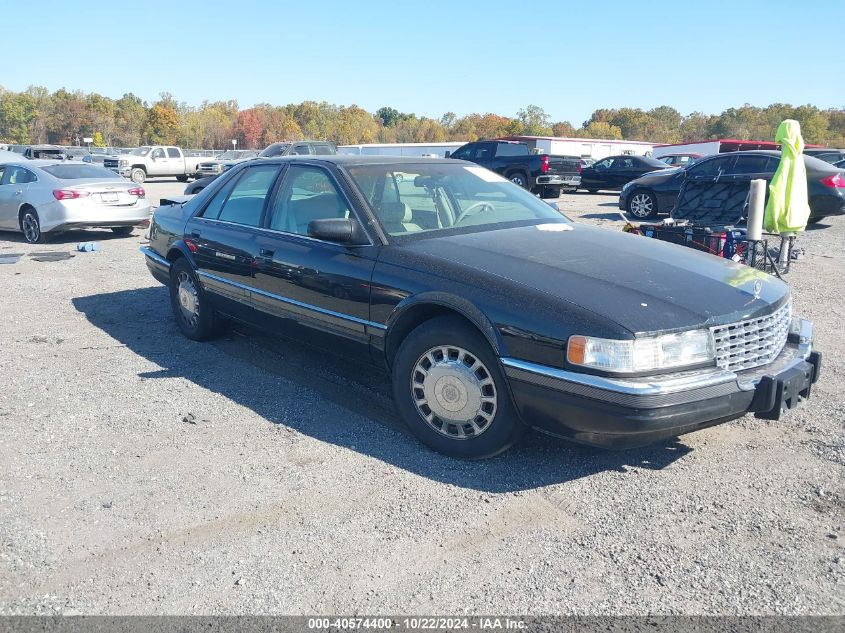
[0, 165, 33, 230]
[251, 163, 379, 356]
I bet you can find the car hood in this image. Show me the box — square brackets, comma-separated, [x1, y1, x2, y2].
[399, 222, 789, 334]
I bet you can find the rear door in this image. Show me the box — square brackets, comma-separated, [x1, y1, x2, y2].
[166, 147, 184, 175]
[674, 155, 740, 223]
[186, 164, 283, 318]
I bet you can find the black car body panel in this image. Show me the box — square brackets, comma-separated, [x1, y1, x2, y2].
[143, 155, 820, 450]
[580, 155, 670, 192]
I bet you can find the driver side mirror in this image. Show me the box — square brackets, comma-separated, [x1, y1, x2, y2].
[444, 151, 451, 158]
[307, 218, 368, 245]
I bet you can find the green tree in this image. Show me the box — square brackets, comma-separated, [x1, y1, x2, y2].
[144, 102, 179, 144]
[92, 132, 106, 147]
[578, 121, 623, 140]
[516, 104, 552, 136]
[114, 93, 147, 147]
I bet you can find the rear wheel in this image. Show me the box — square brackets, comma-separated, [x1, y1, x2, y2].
[392, 316, 524, 458]
[130, 168, 146, 184]
[111, 226, 134, 236]
[627, 189, 658, 219]
[20, 208, 45, 244]
[169, 258, 225, 341]
[508, 172, 529, 189]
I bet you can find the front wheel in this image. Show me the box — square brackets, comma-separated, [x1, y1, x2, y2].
[168, 259, 225, 341]
[627, 189, 658, 219]
[130, 168, 146, 184]
[111, 226, 134, 236]
[392, 316, 524, 458]
[176, 175, 188, 183]
[20, 208, 46, 244]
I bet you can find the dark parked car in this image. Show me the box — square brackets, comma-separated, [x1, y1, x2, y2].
[804, 148, 845, 164]
[447, 140, 581, 198]
[23, 144, 68, 160]
[142, 156, 820, 458]
[656, 153, 702, 168]
[185, 141, 337, 194]
[620, 150, 845, 222]
[579, 155, 670, 193]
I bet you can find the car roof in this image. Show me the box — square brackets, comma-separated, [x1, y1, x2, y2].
[257, 155, 468, 167]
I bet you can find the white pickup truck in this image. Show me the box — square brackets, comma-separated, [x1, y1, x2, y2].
[104, 146, 206, 184]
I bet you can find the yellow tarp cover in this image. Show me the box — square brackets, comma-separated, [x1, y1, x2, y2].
[764, 119, 810, 233]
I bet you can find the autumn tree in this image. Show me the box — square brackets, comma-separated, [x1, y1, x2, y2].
[144, 102, 179, 144]
[516, 104, 552, 136]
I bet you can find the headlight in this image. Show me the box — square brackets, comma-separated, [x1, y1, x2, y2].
[567, 330, 715, 374]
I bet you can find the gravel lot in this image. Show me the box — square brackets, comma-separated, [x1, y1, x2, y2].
[0, 178, 843, 615]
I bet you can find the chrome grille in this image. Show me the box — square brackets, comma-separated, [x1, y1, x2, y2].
[711, 301, 792, 372]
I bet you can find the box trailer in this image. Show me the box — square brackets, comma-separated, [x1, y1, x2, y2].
[337, 142, 467, 158]
[498, 136, 656, 159]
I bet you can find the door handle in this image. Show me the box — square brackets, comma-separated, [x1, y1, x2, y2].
[258, 248, 275, 259]
[15, 190, 22, 195]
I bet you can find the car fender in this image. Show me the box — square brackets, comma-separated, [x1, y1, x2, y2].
[165, 239, 198, 270]
[384, 291, 504, 362]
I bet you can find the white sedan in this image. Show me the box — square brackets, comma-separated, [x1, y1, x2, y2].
[0, 161, 152, 243]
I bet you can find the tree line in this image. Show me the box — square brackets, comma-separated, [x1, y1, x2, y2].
[2, 85, 844, 149]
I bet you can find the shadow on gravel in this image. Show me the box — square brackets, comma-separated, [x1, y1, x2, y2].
[73, 287, 692, 492]
[580, 212, 627, 222]
[0, 227, 139, 245]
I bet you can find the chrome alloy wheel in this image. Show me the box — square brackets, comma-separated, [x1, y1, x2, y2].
[410, 345, 497, 440]
[176, 271, 200, 328]
[629, 192, 654, 218]
[22, 213, 40, 243]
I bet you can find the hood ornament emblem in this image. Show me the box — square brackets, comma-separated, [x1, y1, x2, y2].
[753, 280, 763, 299]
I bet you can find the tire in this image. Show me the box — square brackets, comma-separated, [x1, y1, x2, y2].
[540, 186, 561, 199]
[626, 189, 658, 219]
[111, 226, 134, 236]
[587, 189, 599, 194]
[19, 208, 46, 244]
[507, 172, 529, 189]
[130, 167, 146, 184]
[168, 258, 225, 341]
[176, 175, 188, 183]
[807, 217, 824, 225]
[391, 316, 525, 458]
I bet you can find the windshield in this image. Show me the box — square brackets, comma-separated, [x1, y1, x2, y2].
[346, 163, 569, 239]
[41, 164, 122, 180]
[129, 147, 151, 156]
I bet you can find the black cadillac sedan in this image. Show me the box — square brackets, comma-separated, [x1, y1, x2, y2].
[142, 156, 820, 458]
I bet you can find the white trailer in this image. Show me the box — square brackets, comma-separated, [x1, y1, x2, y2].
[337, 142, 467, 158]
[499, 136, 656, 159]
[651, 139, 782, 159]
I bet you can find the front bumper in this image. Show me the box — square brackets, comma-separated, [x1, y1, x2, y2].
[502, 319, 821, 448]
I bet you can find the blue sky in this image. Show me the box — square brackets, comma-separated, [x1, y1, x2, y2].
[2, 0, 840, 123]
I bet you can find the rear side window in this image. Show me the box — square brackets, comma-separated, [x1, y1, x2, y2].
[495, 143, 528, 157]
[216, 165, 281, 226]
[42, 164, 119, 180]
[313, 144, 334, 155]
[167, 148, 181, 158]
[291, 144, 312, 155]
[729, 155, 770, 174]
[687, 156, 731, 177]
